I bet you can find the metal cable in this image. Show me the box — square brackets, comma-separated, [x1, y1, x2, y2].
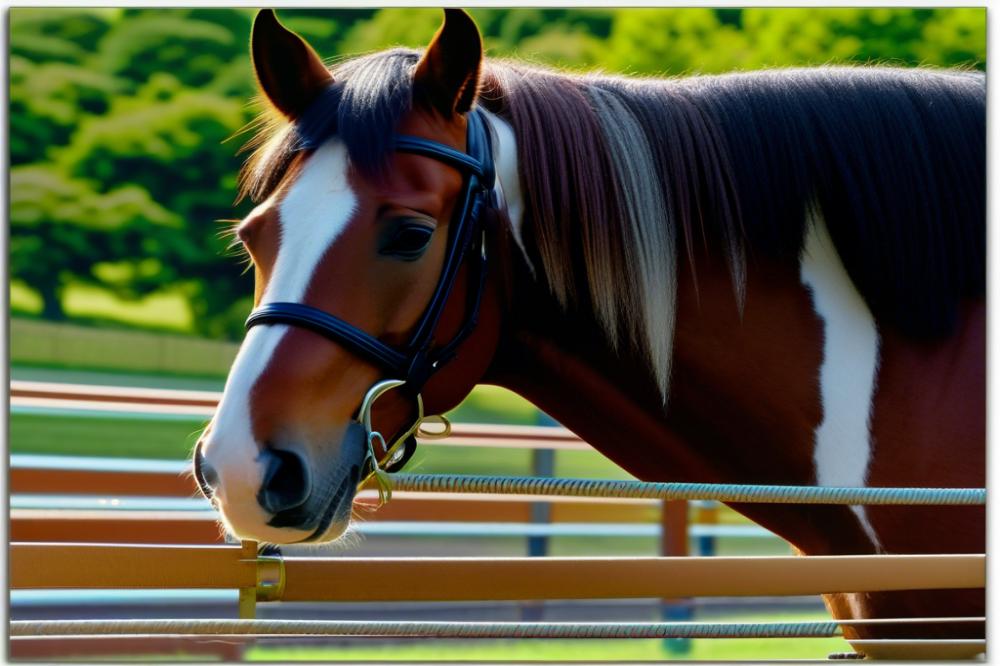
[10, 617, 984, 640]
[388, 474, 986, 505]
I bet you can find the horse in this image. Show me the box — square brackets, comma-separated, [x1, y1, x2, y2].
[193, 9, 985, 641]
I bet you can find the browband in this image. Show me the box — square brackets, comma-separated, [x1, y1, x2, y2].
[244, 108, 496, 476]
[246, 109, 493, 389]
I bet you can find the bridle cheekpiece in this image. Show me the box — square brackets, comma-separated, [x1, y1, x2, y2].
[244, 106, 496, 500]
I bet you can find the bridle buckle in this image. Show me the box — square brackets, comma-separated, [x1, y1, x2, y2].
[245, 108, 496, 507]
[357, 378, 423, 504]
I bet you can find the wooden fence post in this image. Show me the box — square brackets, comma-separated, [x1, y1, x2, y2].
[522, 411, 557, 622]
[660, 500, 693, 655]
[697, 501, 718, 557]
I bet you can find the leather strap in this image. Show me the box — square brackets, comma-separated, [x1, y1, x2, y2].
[245, 108, 495, 395]
[245, 303, 410, 375]
[395, 136, 487, 179]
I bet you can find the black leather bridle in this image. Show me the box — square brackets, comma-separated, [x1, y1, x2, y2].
[245, 108, 496, 486]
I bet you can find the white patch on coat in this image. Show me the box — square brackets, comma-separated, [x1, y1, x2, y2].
[482, 110, 531, 275]
[800, 213, 883, 552]
[200, 139, 356, 542]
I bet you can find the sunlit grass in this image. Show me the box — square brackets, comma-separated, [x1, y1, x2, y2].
[11, 280, 193, 332]
[8, 413, 586, 474]
[8, 405, 759, 534]
[61, 283, 192, 331]
[10, 280, 43, 313]
[10, 366, 228, 390]
[450, 384, 540, 425]
[246, 637, 850, 661]
[9, 412, 207, 460]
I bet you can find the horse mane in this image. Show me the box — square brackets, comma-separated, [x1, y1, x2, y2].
[239, 49, 422, 202]
[239, 52, 985, 403]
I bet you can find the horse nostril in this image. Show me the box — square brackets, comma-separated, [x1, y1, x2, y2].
[193, 444, 218, 499]
[256, 448, 312, 515]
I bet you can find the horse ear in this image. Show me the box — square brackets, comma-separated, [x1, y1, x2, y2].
[413, 9, 483, 116]
[251, 9, 332, 119]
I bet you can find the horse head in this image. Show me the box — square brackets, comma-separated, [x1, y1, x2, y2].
[194, 9, 501, 544]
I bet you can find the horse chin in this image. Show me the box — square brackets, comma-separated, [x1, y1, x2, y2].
[304, 517, 352, 545]
[297, 472, 358, 543]
[217, 504, 316, 545]
[209, 424, 366, 545]
[219, 509, 350, 546]
[213, 466, 357, 545]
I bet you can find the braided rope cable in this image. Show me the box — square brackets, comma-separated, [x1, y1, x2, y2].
[388, 474, 985, 505]
[10, 618, 984, 639]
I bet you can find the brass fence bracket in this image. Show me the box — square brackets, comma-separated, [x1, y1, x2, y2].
[237, 540, 258, 619]
[256, 553, 285, 602]
[236, 540, 286, 619]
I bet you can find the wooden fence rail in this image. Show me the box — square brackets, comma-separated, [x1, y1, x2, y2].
[11, 453, 753, 548]
[10, 543, 984, 601]
[10, 381, 588, 450]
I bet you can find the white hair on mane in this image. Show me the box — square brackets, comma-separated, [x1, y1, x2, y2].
[586, 84, 677, 402]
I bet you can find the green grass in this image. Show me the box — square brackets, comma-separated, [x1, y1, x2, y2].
[8, 407, 773, 553]
[9, 280, 43, 313]
[11, 280, 194, 332]
[7, 411, 613, 478]
[448, 384, 540, 425]
[244, 612, 848, 662]
[545, 534, 792, 557]
[246, 637, 849, 661]
[10, 354, 545, 461]
[10, 412, 207, 460]
[11, 275, 811, 661]
[406, 442, 630, 479]
[11, 365, 227, 391]
[10, 369, 805, 662]
[9, 365, 760, 530]
[11, 318, 238, 377]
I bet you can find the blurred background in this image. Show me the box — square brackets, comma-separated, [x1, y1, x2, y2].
[10, 7, 986, 342]
[8, 7, 986, 662]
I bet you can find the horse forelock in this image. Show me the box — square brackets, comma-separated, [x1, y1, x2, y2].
[239, 48, 420, 205]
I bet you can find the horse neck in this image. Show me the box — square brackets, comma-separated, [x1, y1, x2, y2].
[486, 242, 877, 556]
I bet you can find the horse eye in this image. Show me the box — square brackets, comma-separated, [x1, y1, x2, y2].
[381, 222, 434, 260]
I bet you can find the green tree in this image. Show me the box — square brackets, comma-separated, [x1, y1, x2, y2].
[918, 8, 985, 68]
[740, 9, 984, 70]
[605, 9, 749, 75]
[10, 166, 181, 319]
[7, 7, 986, 340]
[337, 8, 443, 53]
[55, 75, 255, 336]
[95, 13, 243, 88]
[10, 56, 123, 165]
[272, 9, 377, 56]
[742, 9, 914, 68]
[515, 27, 607, 69]
[10, 8, 115, 63]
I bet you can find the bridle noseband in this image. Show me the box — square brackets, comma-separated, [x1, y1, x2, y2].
[244, 109, 496, 494]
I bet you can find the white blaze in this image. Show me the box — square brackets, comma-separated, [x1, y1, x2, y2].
[800, 212, 883, 551]
[201, 139, 356, 541]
